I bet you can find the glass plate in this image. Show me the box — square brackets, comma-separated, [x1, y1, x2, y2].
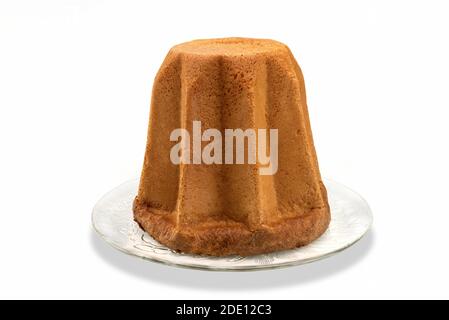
[92, 179, 372, 271]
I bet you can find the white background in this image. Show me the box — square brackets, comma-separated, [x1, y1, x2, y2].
[1, 0, 448, 299]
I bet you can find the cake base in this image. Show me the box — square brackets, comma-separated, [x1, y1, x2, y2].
[133, 186, 330, 256]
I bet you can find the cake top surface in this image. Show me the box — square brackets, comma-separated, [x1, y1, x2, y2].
[172, 38, 288, 56]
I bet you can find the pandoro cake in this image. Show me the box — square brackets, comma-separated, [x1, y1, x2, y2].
[133, 38, 330, 256]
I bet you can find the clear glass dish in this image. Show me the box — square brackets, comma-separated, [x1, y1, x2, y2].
[92, 178, 372, 271]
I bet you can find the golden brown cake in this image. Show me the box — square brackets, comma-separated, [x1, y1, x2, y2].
[133, 38, 330, 256]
